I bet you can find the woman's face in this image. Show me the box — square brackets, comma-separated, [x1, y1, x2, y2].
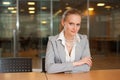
[62, 14, 81, 37]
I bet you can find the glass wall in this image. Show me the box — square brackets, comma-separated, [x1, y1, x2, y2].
[0, 0, 119, 70]
[19, 0, 51, 53]
[89, 0, 120, 70]
[19, 0, 51, 69]
[0, 0, 16, 57]
[89, 0, 120, 54]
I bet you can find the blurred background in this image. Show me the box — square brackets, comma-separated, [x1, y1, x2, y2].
[0, 0, 120, 71]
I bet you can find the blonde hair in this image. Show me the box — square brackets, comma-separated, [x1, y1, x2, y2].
[59, 8, 81, 32]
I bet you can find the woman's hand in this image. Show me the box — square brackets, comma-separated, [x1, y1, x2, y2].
[73, 57, 92, 67]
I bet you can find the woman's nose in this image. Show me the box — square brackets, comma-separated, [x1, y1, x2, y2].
[73, 25, 77, 30]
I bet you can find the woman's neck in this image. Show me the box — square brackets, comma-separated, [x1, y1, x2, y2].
[64, 32, 75, 41]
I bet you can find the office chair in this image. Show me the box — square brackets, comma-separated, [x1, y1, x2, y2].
[39, 52, 46, 72]
[0, 57, 32, 73]
[42, 57, 46, 72]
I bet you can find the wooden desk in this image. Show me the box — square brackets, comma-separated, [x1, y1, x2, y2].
[46, 69, 120, 80]
[0, 72, 47, 80]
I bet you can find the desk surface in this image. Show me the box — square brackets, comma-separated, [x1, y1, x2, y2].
[0, 72, 47, 80]
[0, 69, 120, 80]
[46, 69, 120, 80]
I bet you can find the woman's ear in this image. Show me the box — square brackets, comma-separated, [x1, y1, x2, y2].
[61, 19, 64, 27]
[59, 19, 65, 32]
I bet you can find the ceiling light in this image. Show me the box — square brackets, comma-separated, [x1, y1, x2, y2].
[41, 7, 47, 10]
[3, 2, 11, 5]
[28, 7, 35, 10]
[28, 2, 35, 5]
[8, 7, 14, 10]
[97, 3, 105, 6]
[11, 10, 16, 13]
[41, 20, 47, 24]
[65, 6, 72, 10]
[88, 8, 94, 11]
[105, 6, 111, 9]
[29, 11, 35, 14]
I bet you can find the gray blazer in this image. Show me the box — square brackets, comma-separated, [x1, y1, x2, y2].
[45, 34, 91, 73]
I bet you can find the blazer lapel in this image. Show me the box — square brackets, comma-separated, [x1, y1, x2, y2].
[75, 41, 82, 61]
[56, 40, 66, 63]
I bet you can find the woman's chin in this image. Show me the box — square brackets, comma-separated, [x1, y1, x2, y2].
[71, 33, 76, 36]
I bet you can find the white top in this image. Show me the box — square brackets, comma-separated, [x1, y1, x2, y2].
[57, 30, 80, 62]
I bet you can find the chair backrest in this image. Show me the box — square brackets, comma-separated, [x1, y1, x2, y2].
[39, 53, 46, 73]
[42, 57, 46, 72]
[0, 57, 32, 73]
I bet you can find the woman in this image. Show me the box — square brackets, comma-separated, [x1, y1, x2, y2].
[45, 9, 92, 73]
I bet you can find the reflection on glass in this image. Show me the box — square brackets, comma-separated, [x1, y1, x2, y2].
[0, 0, 16, 57]
[89, 0, 120, 70]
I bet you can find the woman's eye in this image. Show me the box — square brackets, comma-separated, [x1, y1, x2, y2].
[69, 23, 80, 27]
[76, 24, 80, 27]
[69, 23, 74, 26]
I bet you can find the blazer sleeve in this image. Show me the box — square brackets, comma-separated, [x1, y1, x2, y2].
[81, 35, 91, 58]
[45, 36, 73, 73]
[72, 35, 91, 73]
